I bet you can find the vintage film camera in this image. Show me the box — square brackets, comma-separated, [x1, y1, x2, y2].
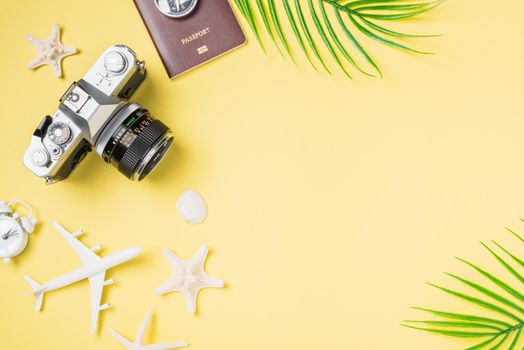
[24, 45, 174, 184]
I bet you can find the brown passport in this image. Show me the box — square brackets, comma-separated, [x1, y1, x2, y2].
[134, 0, 246, 78]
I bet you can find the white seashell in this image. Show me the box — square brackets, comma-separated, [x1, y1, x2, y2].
[176, 189, 207, 224]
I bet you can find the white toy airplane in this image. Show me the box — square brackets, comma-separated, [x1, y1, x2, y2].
[24, 220, 142, 334]
[110, 309, 188, 350]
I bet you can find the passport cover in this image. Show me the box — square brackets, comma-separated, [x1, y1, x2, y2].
[133, 0, 246, 78]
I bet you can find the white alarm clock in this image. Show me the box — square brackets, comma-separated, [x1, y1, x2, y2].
[0, 199, 37, 264]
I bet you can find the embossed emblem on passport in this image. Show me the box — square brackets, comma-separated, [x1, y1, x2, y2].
[155, 0, 198, 18]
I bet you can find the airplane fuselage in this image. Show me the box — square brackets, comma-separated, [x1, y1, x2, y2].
[37, 248, 141, 293]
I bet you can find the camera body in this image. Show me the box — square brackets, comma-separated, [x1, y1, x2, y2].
[24, 45, 173, 184]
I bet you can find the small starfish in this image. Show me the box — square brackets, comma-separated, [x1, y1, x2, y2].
[25, 23, 78, 77]
[155, 245, 225, 314]
[109, 309, 188, 350]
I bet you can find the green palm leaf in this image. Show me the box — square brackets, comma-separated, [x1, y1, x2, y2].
[406, 224, 524, 349]
[233, 0, 445, 77]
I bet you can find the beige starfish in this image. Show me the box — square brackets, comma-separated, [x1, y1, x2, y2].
[155, 245, 225, 314]
[25, 23, 78, 77]
[109, 310, 188, 350]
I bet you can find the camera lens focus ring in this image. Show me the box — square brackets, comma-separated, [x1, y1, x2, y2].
[100, 108, 174, 181]
[118, 119, 169, 179]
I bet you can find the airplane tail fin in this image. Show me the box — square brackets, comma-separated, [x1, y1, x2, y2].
[24, 275, 45, 311]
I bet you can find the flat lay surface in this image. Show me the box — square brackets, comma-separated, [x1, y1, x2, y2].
[1, 0, 524, 349]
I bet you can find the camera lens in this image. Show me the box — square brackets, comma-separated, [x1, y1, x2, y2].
[98, 107, 173, 181]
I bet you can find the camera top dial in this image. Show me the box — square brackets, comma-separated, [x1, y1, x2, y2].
[47, 122, 71, 145]
[103, 51, 127, 75]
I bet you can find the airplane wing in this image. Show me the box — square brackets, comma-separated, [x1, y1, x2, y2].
[51, 221, 101, 265]
[88, 272, 107, 334]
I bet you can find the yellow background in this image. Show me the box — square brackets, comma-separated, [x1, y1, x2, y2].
[1, 0, 524, 349]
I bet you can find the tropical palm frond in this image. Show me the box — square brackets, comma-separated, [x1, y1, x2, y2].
[405, 224, 524, 349]
[233, 0, 446, 77]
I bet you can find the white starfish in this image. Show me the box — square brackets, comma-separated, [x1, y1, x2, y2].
[109, 309, 188, 350]
[25, 23, 77, 77]
[155, 245, 225, 314]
